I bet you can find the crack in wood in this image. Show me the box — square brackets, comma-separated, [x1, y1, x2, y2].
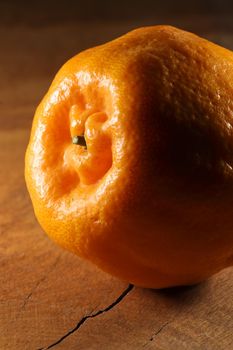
[149, 321, 170, 341]
[37, 283, 134, 350]
[21, 253, 61, 310]
[142, 321, 171, 348]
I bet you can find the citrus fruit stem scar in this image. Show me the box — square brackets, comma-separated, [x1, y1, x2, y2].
[72, 135, 87, 148]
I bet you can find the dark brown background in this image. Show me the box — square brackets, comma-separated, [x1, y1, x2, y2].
[0, 1, 233, 349]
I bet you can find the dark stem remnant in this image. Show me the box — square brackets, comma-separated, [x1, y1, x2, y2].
[72, 135, 87, 148]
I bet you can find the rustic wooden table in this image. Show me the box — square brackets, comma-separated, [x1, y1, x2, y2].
[1, 17, 233, 350]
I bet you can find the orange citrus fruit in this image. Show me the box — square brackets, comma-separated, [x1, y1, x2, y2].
[25, 26, 233, 288]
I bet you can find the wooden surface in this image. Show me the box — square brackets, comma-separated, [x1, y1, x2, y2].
[1, 17, 233, 350]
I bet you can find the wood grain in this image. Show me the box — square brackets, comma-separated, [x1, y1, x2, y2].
[0, 19, 233, 350]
